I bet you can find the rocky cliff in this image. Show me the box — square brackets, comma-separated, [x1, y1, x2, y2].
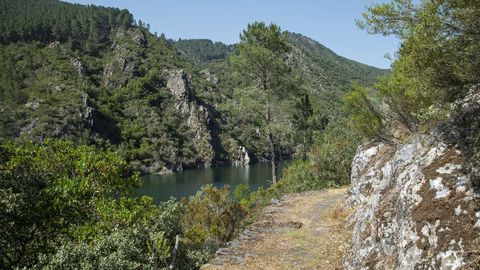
[344, 88, 480, 269]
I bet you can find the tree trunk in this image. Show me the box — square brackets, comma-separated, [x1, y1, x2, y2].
[265, 102, 278, 183]
[169, 235, 180, 269]
[268, 131, 278, 183]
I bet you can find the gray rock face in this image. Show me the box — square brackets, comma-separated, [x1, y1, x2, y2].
[81, 93, 94, 127]
[162, 69, 251, 170]
[344, 88, 480, 269]
[25, 99, 41, 110]
[233, 146, 250, 166]
[70, 58, 84, 76]
[102, 28, 144, 89]
[166, 69, 216, 167]
[200, 68, 219, 84]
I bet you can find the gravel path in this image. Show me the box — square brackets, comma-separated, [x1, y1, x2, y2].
[202, 188, 350, 270]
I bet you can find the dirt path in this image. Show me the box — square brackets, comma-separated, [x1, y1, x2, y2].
[202, 188, 350, 270]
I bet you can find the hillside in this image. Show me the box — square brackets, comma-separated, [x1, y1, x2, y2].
[286, 32, 388, 112]
[0, 0, 247, 173]
[174, 33, 388, 113]
[173, 39, 236, 65]
[0, 0, 386, 173]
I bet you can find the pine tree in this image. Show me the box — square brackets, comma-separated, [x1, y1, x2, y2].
[230, 22, 295, 183]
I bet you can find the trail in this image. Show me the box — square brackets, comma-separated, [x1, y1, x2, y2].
[202, 188, 350, 270]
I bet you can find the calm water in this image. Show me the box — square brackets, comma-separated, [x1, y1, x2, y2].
[137, 161, 289, 203]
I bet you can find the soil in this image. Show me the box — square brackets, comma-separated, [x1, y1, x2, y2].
[202, 188, 350, 270]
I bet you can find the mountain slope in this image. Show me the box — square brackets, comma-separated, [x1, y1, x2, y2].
[0, 0, 387, 173]
[286, 32, 386, 91]
[173, 39, 236, 65]
[0, 0, 247, 173]
[174, 33, 388, 113]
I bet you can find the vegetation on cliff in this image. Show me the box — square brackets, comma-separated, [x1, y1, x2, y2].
[0, 0, 386, 175]
[345, 0, 480, 144]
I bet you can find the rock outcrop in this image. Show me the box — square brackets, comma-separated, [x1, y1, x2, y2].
[344, 88, 480, 269]
[166, 69, 216, 167]
[164, 69, 251, 170]
[102, 28, 144, 89]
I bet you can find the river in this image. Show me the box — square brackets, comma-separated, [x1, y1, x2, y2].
[136, 161, 290, 203]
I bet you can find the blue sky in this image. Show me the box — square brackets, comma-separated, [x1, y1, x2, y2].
[64, 0, 399, 69]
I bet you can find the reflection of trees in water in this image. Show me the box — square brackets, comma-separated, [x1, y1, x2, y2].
[138, 162, 291, 203]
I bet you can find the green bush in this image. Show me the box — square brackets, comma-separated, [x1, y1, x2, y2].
[181, 185, 246, 258]
[0, 140, 191, 269]
[352, 0, 480, 138]
[1, 139, 255, 269]
[343, 83, 390, 142]
[279, 120, 360, 192]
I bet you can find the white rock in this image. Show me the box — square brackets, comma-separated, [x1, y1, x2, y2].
[429, 177, 451, 199]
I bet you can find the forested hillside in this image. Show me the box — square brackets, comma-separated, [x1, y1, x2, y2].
[0, 0, 250, 174]
[0, 0, 386, 175]
[5, 0, 478, 269]
[173, 39, 236, 65]
[0, 0, 132, 47]
[173, 33, 388, 114]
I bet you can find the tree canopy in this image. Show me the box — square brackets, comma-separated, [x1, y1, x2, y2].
[0, 0, 133, 52]
[230, 22, 297, 183]
[346, 0, 480, 141]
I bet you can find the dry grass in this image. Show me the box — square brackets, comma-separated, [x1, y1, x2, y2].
[203, 188, 351, 270]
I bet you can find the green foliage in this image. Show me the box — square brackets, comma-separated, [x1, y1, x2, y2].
[0, 140, 140, 268]
[0, 0, 217, 172]
[0, 0, 387, 172]
[292, 94, 327, 159]
[0, 0, 133, 51]
[174, 39, 236, 65]
[286, 32, 388, 98]
[230, 22, 299, 182]
[230, 22, 291, 92]
[280, 120, 359, 192]
[354, 0, 480, 135]
[42, 229, 152, 270]
[182, 185, 246, 253]
[1, 139, 251, 269]
[233, 183, 253, 207]
[343, 84, 390, 141]
[42, 196, 187, 270]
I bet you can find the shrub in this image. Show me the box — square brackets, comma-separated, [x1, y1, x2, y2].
[182, 185, 246, 247]
[0, 140, 141, 268]
[279, 120, 360, 192]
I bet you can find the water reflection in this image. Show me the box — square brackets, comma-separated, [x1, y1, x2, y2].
[136, 161, 289, 203]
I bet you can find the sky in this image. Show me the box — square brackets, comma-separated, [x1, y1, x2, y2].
[64, 0, 399, 69]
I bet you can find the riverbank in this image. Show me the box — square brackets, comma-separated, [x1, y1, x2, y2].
[202, 187, 350, 269]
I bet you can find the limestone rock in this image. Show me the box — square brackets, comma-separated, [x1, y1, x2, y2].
[25, 99, 40, 110]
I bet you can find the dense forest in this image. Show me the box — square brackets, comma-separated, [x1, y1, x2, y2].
[4, 0, 477, 268]
[173, 39, 236, 65]
[0, 0, 133, 49]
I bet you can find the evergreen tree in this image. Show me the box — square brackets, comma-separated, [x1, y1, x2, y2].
[230, 22, 296, 183]
[351, 0, 480, 137]
[293, 94, 317, 160]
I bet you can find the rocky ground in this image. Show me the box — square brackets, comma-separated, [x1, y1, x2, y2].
[202, 188, 350, 270]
